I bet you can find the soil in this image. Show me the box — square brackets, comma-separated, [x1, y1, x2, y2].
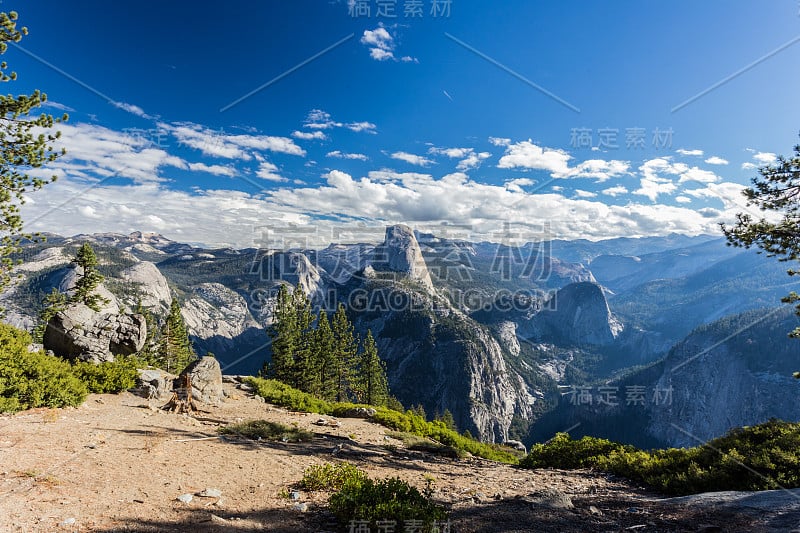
[0, 383, 795, 532]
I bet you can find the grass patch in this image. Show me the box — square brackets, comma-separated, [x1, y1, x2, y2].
[300, 462, 368, 491]
[219, 420, 313, 443]
[245, 377, 520, 464]
[387, 431, 466, 459]
[329, 476, 447, 532]
[520, 419, 800, 495]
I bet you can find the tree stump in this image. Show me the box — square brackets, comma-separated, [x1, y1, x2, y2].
[161, 373, 196, 414]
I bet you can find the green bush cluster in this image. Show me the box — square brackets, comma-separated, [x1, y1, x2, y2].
[328, 475, 447, 531]
[218, 420, 313, 443]
[521, 420, 800, 495]
[71, 356, 139, 393]
[300, 462, 368, 491]
[0, 324, 145, 413]
[245, 377, 520, 463]
[0, 323, 87, 412]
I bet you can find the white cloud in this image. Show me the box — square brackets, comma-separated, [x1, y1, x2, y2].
[505, 178, 534, 193]
[497, 140, 628, 182]
[161, 121, 305, 158]
[753, 151, 777, 164]
[705, 156, 729, 165]
[497, 140, 572, 175]
[256, 161, 288, 182]
[42, 101, 74, 112]
[675, 196, 692, 204]
[742, 162, 757, 170]
[391, 151, 435, 167]
[38, 122, 186, 184]
[601, 185, 628, 197]
[346, 121, 377, 134]
[327, 151, 369, 161]
[361, 26, 395, 61]
[574, 189, 597, 198]
[489, 137, 511, 147]
[187, 162, 237, 177]
[428, 147, 491, 171]
[292, 130, 327, 140]
[302, 109, 376, 135]
[111, 101, 152, 119]
[676, 149, 703, 156]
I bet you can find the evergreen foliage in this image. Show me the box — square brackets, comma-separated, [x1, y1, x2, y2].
[0, 10, 66, 296]
[354, 330, 389, 407]
[69, 243, 109, 311]
[32, 287, 66, 343]
[155, 297, 195, 373]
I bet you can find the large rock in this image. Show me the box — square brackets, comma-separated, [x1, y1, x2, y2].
[177, 356, 224, 405]
[136, 368, 176, 399]
[43, 303, 146, 363]
[371, 225, 434, 290]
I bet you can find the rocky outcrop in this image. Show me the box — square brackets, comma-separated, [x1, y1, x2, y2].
[529, 282, 622, 345]
[43, 304, 147, 363]
[371, 225, 434, 290]
[136, 368, 175, 399]
[178, 356, 224, 405]
[120, 262, 172, 310]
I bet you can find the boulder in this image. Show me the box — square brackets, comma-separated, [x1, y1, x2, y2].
[177, 356, 224, 405]
[338, 407, 377, 419]
[43, 303, 146, 363]
[135, 369, 175, 399]
[503, 439, 527, 454]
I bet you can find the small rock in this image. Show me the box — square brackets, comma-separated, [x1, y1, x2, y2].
[254, 396, 265, 403]
[290, 491, 301, 501]
[85, 443, 96, 449]
[177, 493, 193, 504]
[197, 488, 222, 498]
[292, 502, 308, 512]
[589, 505, 603, 516]
[315, 418, 329, 426]
[61, 518, 76, 526]
[237, 383, 254, 392]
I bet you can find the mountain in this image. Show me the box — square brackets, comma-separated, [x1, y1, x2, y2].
[2, 228, 798, 445]
[528, 307, 800, 448]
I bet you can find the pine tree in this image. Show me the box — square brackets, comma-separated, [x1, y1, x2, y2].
[291, 287, 318, 393]
[33, 287, 66, 343]
[266, 284, 297, 383]
[438, 409, 457, 431]
[0, 11, 66, 296]
[69, 243, 109, 311]
[134, 299, 160, 367]
[313, 309, 336, 400]
[156, 297, 195, 373]
[355, 330, 389, 407]
[331, 303, 358, 402]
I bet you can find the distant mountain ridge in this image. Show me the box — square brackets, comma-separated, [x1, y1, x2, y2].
[2, 228, 798, 444]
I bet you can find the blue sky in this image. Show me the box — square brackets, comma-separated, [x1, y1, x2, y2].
[11, 0, 800, 247]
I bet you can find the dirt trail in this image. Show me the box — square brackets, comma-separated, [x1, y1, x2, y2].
[0, 384, 791, 532]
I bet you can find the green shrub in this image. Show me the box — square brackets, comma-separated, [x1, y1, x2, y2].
[0, 324, 88, 412]
[328, 476, 447, 531]
[521, 420, 800, 495]
[71, 356, 139, 393]
[300, 462, 368, 491]
[219, 420, 313, 442]
[245, 377, 520, 464]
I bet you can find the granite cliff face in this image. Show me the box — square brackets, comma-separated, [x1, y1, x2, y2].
[371, 224, 434, 290]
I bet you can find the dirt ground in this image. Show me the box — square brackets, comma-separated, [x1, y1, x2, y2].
[0, 383, 795, 532]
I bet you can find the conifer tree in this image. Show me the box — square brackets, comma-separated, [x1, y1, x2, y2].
[33, 287, 66, 342]
[134, 299, 160, 367]
[69, 243, 109, 311]
[355, 330, 389, 406]
[313, 309, 336, 400]
[156, 297, 195, 373]
[266, 284, 297, 383]
[291, 287, 317, 393]
[331, 303, 358, 402]
[0, 11, 66, 295]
